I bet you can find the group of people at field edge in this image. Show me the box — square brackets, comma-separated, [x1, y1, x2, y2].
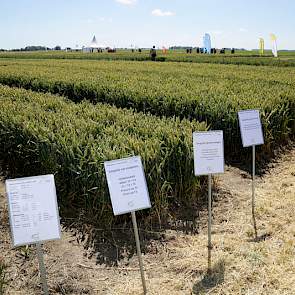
[148, 46, 236, 60]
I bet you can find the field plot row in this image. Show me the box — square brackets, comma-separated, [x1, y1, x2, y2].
[1, 50, 295, 67]
[0, 85, 207, 225]
[0, 59, 294, 160]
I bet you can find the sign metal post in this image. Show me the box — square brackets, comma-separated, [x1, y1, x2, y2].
[131, 211, 147, 295]
[252, 145, 258, 239]
[207, 174, 212, 273]
[36, 243, 49, 295]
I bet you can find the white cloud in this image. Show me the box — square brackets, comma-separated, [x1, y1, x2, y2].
[207, 30, 223, 36]
[152, 9, 176, 17]
[84, 17, 113, 24]
[239, 28, 248, 32]
[116, 0, 137, 6]
[213, 30, 223, 35]
[99, 17, 113, 23]
[85, 19, 94, 24]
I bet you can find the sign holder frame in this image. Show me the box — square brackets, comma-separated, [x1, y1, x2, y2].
[192, 130, 224, 274]
[131, 211, 147, 295]
[104, 156, 150, 294]
[238, 110, 264, 240]
[5, 174, 61, 294]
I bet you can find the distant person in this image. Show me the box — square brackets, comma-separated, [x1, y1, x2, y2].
[150, 46, 157, 61]
[231, 48, 235, 54]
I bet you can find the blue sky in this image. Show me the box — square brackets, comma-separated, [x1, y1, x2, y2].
[1, 0, 294, 50]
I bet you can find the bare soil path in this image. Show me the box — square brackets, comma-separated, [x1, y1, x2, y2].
[0, 146, 294, 294]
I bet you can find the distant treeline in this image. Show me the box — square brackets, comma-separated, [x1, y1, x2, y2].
[9, 45, 62, 52]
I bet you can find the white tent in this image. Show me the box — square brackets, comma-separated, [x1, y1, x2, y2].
[83, 36, 106, 53]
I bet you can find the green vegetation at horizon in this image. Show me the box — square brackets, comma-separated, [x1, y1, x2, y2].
[1, 49, 295, 67]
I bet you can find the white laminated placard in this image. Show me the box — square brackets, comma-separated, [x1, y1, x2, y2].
[6, 174, 61, 247]
[193, 131, 224, 175]
[104, 156, 151, 216]
[238, 109, 264, 147]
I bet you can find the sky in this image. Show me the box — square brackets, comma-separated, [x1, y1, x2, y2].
[1, 0, 295, 50]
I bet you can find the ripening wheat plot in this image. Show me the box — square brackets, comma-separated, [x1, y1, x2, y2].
[0, 45, 294, 295]
[0, 58, 294, 160]
[0, 85, 207, 225]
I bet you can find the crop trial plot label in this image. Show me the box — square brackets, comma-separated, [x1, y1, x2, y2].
[6, 174, 61, 247]
[238, 110, 264, 147]
[104, 156, 151, 216]
[193, 131, 224, 175]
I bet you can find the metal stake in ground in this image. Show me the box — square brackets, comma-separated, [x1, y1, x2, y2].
[131, 211, 147, 295]
[207, 174, 213, 273]
[36, 243, 49, 295]
[252, 145, 258, 240]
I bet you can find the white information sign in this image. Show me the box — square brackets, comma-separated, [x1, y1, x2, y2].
[193, 131, 224, 175]
[104, 156, 151, 216]
[238, 110, 264, 147]
[6, 174, 61, 247]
